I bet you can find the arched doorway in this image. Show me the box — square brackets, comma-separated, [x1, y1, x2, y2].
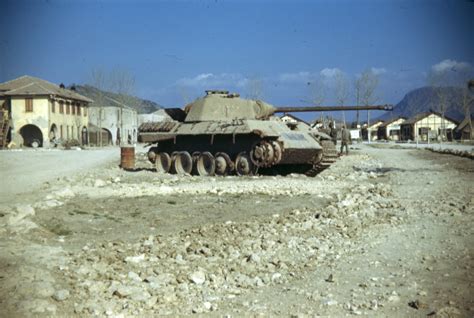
[81, 126, 88, 145]
[20, 124, 43, 148]
[102, 128, 113, 145]
[50, 124, 59, 147]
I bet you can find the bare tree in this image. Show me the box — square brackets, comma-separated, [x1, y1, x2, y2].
[356, 69, 379, 141]
[307, 76, 327, 126]
[461, 85, 473, 140]
[90, 68, 107, 146]
[428, 70, 449, 141]
[110, 69, 135, 146]
[246, 77, 264, 100]
[308, 75, 326, 106]
[335, 72, 349, 124]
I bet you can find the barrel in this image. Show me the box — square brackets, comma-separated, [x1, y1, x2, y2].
[120, 146, 135, 170]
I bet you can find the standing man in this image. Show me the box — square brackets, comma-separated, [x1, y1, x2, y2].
[329, 122, 337, 146]
[340, 124, 351, 155]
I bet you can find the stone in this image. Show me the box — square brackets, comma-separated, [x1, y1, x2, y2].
[128, 271, 141, 282]
[189, 270, 206, 285]
[125, 254, 145, 263]
[53, 289, 70, 301]
[94, 179, 107, 188]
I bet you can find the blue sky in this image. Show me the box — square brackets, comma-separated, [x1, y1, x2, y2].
[1, 0, 473, 118]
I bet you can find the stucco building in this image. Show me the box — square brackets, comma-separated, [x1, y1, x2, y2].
[377, 117, 406, 141]
[0, 75, 92, 148]
[362, 120, 384, 141]
[88, 96, 138, 146]
[400, 111, 458, 142]
[138, 109, 172, 126]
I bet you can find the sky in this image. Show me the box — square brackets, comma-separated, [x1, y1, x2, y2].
[1, 0, 473, 120]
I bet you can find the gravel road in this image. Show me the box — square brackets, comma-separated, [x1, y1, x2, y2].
[0, 144, 472, 317]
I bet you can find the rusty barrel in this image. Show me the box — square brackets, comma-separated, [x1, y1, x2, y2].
[120, 146, 135, 170]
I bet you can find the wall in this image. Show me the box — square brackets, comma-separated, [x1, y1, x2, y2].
[88, 106, 138, 145]
[10, 97, 50, 147]
[49, 98, 89, 144]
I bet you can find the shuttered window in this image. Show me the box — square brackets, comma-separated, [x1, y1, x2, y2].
[59, 102, 64, 114]
[77, 105, 81, 115]
[25, 98, 33, 112]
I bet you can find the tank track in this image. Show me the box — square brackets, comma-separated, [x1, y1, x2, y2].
[305, 140, 338, 177]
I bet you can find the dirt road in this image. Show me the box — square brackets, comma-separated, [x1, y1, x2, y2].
[0, 145, 472, 317]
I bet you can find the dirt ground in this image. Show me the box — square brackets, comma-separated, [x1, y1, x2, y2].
[0, 144, 472, 317]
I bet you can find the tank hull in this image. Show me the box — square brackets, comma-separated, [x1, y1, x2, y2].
[140, 119, 335, 176]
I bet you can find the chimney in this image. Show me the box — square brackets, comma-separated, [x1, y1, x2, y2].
[59, 83, 65, 89]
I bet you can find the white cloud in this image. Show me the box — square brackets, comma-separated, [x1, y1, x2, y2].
[320, 68, 343, 78]
[278, 71, 312, 83]
[176, 73, 246, 87]
[431, 59, 471, 73]
[370, 67, 387, 75]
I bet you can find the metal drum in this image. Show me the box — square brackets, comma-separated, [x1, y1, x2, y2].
[120, 146, 135, 170]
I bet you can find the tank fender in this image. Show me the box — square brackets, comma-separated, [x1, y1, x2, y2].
[311, 131, 331, 141]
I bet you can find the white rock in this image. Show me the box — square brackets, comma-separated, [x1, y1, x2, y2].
[125, 254, 145, 263]
[94, 179, 107, 188]
[128, 271, 141, 282]
[53, 289, 70, 301]
[189, 270, 206, 285]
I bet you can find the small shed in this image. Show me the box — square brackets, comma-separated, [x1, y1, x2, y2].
[377, 117, 406, 141]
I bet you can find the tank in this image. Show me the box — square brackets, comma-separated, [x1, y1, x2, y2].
[139, 90, 393, 176]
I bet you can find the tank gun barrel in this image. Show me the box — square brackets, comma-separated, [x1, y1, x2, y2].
[274, 104, 393, 113]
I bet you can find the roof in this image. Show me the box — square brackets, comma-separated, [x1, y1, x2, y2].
[455, 115, 474, 132]
[280, 113, 310, 126]
[0, 75, 93, 103]
[402, 111, 459, 125]
[379, 116, 406, 128]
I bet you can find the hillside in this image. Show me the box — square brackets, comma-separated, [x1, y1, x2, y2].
[73, 85, 163, 114]
[380, 86, 472, 122]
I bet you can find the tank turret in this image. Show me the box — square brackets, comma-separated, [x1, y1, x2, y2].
[181, 90, 393, 122]
[140, 90, 393, 177]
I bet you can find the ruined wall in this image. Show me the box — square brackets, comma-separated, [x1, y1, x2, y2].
[88, 106, 138, 145]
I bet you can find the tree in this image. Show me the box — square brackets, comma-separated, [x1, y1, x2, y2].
[90, 68, 107, 146]
[110, 69, 135, 146]
[307, 75, 327, 126]
[355, 69, 379, 141]
[335, 72, 349, 124]
[461, 85, 473, 140]
[246, 77, 264, 100]
[428, 70, 449, 141]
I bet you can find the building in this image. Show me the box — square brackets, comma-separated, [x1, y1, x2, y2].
[377, 117, 406, 141]
[400, 111, 458, 142]
[138, 109, 172, 126]
[87, 96, 138, 146]
[361, 120, 384, 141]
[0, 75, 92, 148]
[280, 113, 310, 126]
[455, 116, 473, 141]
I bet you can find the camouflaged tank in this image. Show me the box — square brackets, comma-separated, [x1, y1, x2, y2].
[139, 90, 392, 176]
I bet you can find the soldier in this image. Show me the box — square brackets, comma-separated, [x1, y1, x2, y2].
[340, 124, 351, 155]
[329, 122, 337, 145]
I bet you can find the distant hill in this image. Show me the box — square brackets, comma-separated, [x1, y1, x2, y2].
[379, 86, 472, 122]
[73, 84, 163, 114]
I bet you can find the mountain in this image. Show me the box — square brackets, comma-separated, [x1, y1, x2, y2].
[379, 86, 472, 122]
[72, 84, 163, 114]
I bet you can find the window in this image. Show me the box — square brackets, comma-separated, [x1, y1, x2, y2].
[66, 103, 70, 115]
[77, 105, 81, 115]
[51, 101, 55, 113]
[72, 103, 76, 115]
[25, 98, 33, 112]
[83, 107, 87, 116]
[59, 101, 64, 114]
